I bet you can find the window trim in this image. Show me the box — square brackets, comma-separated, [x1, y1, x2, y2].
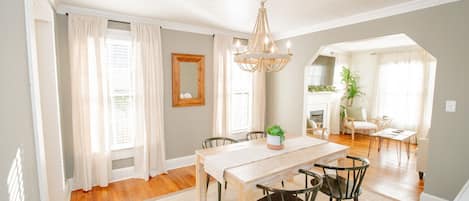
[106, 29, 136, 151]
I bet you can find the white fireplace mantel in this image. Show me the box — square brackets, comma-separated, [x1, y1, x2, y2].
[305, 92, 342, 134]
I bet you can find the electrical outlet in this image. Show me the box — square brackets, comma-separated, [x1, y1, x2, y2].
[445, 100, 456, 112]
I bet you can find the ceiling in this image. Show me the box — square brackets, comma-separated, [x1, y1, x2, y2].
[323, 34, 418, 53]
[56, 0, 457, 37]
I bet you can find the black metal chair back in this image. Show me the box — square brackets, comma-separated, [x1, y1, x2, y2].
[201, 137, 238, 201]
[246, 131, 267, 140]
[314, 156, 370, 200]
[256, 169, 323, 201]
[202, 137, 238, 149]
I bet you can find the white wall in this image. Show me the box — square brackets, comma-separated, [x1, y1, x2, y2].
[0, 0, 43, 200]
[348, 51, 378, 117]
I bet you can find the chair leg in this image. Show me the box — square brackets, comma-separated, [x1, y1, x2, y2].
[206, 175, 210, 189]
[353, 197, 359, 201]
[281, 180, 285, 188]
[329, 197, 333, 201]
[352, 129, 355, 140]
[217, 182, 222, 201]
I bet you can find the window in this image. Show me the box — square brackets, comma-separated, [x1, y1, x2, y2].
[230, 42, 252, 133]
[105, 30, 135, 150]
[376, 51, 433, 130]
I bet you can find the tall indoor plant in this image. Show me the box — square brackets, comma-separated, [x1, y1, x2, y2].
[341, 67, 364, 107]
[340, 67, 364, 123]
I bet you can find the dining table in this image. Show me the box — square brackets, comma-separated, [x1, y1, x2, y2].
[194, 135, 349, 201]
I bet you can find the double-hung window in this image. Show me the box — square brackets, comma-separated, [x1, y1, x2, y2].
[230, 41, 253, 134]
[105, 29, 136, 151]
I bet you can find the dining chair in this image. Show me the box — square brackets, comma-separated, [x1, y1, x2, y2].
[256, 169, 323, 201]
[246, 131, 266, 140]
[314, 156, 370, 201]
[202, 137, 238, 201]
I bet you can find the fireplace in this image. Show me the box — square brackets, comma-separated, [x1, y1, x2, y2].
[310, 110, 325, 125]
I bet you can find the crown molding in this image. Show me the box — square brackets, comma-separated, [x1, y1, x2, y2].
[274, 0, 461, 40]
[55, 4, 250, 38]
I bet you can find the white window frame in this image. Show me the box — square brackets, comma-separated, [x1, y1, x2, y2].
[105, 29, 136, 152]
[230, 43, 253, 136]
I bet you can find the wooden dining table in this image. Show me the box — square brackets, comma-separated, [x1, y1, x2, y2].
[195, 135, 349, 201]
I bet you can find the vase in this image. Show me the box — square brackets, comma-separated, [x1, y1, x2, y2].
[266, 135, 284, 150]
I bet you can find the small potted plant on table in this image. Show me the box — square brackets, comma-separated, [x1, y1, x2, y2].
[266, 125, 285, 150]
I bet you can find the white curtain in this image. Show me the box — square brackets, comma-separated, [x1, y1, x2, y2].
[251, 71, 266, 131]
[131, 23, 167, 179]
[375, 50, 436, 139]
[68, 14, 111, 191]
[213, 34, 234, 137]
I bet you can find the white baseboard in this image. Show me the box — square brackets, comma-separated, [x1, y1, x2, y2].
[67, 155, 195, 192]
[420, 192, 448, 201]
[165, 155, 195, 170]
[68, 166, 135, 191]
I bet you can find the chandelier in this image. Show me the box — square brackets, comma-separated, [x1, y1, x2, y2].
[234, 0, 292, 72]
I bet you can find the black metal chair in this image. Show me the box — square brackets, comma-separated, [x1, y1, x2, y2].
[246, 131, 267, 140]
[202, 137, 238, 201]
[256, 169, 323, 201]
[314, 156, 370, 201]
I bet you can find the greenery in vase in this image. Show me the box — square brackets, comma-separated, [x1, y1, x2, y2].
[308, 85, 336, 92]
[267, 125, 285, 142]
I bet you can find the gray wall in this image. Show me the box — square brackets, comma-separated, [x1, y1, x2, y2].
[161, 29, 213, 159]
[266, 0, 469, 200]
[0, 0, 41, 200]
[55, 14, 74, 179]
[54, 16, 215, 177]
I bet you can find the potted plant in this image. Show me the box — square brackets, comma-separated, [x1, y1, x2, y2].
[266, 125, 285, 150]
[341, 67, 364, 106]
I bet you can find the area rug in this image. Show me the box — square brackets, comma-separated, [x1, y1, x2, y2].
[147, 175, 397, 201]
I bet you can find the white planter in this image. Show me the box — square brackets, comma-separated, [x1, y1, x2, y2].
[266, 135, 284, 150]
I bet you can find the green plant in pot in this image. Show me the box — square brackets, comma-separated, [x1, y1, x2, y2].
[266, 125, 285, 150]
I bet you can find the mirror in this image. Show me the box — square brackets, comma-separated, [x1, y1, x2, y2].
[308, 55, 336, 86]
[172, 53, 205, 107]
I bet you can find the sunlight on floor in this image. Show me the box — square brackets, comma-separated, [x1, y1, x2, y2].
[8, 148, 25, 201]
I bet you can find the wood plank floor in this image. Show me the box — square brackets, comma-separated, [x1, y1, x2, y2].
[71, 134, 424, 201]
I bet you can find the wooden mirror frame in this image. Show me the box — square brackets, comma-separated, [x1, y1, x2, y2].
[172, 53, 205, 107]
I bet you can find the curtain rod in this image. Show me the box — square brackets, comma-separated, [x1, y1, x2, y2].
[65, 12, 162, 28]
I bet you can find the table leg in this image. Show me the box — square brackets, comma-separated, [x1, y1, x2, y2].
[368, 136, 373, 157]
[378, 137, 382, 152]
[196, 155, 208, 201]
[407, 139, 411, 160]
[397, 141, 402, 164]
[239, 184, 255, 201]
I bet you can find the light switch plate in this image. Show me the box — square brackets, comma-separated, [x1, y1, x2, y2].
[445, 100, 457, 112]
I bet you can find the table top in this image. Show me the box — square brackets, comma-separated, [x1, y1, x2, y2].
[373, 128, 417, 141]
[196, 135, 349, 185]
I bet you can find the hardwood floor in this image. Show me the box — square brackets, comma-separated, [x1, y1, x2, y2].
[71, 134, 424, 201]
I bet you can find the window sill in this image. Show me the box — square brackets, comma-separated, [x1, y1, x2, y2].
[111, 148, 134, 160]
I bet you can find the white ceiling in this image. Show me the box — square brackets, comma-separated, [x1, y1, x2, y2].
[323, 34, 418, 53]
[56, 0, 458, 38]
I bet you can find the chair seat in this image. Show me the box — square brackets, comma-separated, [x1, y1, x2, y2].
[320, 175, 362, 199]
[258, 192, 304, 201]
[346, 121, 377, 130]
